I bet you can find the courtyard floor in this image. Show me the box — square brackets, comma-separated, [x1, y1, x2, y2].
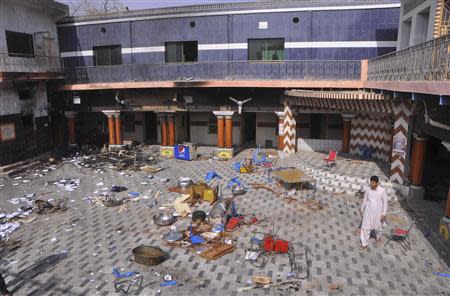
[0, 147, 449, 296]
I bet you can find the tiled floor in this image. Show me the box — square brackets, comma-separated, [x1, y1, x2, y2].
[0, 148, 448, 295]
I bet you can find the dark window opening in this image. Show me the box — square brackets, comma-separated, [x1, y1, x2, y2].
[18, 89, 32, 100]
[123, 112, 135, 132]
[189, 21, 196, 28]
[93, 45, 122, 66]
[165, 41, 198, 63]
[208, 114, 217, 134]
[293, 17, 299, 23]
[6, 31, 34, 58]
[22, 115, 34, 128]
[248, 38, 284, 61]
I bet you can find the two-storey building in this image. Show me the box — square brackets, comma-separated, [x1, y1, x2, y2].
[57, 0, 400, 158]
[0, 0, 68, 165]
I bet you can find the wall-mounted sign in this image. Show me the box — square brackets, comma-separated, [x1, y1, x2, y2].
[0, 123, 16, 142]
[392, 135, 407, 158]
[258, 21, 268, 29]
[278, 123, 284, 135]
[73, 95, 81, 104]
[183, 96, 193, 104]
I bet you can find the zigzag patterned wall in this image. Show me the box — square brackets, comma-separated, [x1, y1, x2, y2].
[389, 100, 413, 184]
[349, 114, 392, 162]
[283, 103, 296, 154]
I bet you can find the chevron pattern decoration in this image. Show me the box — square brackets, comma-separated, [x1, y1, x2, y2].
[389, 100, 413, 184]
[283, 103, 296, 154]
[349, 114, 392, 162]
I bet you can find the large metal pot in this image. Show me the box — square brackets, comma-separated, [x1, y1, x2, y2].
[153, 213, 177, 226]
[132, 245, 168, 266]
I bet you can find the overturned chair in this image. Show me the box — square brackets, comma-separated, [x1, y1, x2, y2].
[384, 220, 416, 251]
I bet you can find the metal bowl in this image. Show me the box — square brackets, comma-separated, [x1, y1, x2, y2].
[231, 184, 246, 195]
[132, 245, 168, 266]
[153, 213, 177, 226]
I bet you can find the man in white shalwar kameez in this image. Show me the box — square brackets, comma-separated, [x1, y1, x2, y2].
[360, 175, 387, 249]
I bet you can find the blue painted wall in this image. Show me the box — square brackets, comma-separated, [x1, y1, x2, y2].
[59, 7, 399, 67]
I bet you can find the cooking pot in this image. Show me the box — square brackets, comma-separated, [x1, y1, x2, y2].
[132, 245, 168, 266]
[177, 177, 193, 192]
[231, 184, 246, 195]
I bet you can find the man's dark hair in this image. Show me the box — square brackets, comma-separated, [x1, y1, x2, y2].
[370, 175, 379, 183]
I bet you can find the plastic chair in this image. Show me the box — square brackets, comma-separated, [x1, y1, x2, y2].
[323, 151, 337, 167]
[384, 220, 415, 251]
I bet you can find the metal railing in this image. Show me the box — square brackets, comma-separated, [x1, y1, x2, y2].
[63, 60, 361, 83]
[368, 34, 450, 81]
[0, 53, 61, 73]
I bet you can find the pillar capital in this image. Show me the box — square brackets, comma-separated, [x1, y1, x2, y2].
[413, 133, 428, 142]
[64, 111, 78, 118]
[341, 113, 356, 121]
[102, 110, 120, 117]
[213, 111, 234, 117]
[274, 111, 284, 118]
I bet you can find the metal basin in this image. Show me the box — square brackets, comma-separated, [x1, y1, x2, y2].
[132, 245, 168, 266]
[231, 184, 246, 195]
[153, 213, 177, 226]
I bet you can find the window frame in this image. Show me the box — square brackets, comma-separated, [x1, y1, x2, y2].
[165, 41, 198, 63]
[208, 114, 217, 134]
[5, 30, 35, 58]
[93, 45, 122, 66]
[247, 38, 285, 62]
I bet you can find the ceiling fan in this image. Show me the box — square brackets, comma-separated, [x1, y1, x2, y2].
[228, 97, 253, 114]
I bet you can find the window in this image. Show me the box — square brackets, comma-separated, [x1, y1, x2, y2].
[248, 38, 284, 61]
[208, 114, 217, 134]
[5, 31, 34, 58]
[165, 41, 198, 63]
[22, 115, 34, 128]
[93, 45, 122, 66]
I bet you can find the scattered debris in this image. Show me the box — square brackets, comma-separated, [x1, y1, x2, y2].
[35, 199, 68, 214]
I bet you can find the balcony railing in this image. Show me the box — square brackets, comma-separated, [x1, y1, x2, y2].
[368, 34, 450, 81]
[0, 53, 61, 73]
[63, 60, 361, 84]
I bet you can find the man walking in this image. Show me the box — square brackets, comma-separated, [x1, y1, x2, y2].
[360, 175, 388, 250]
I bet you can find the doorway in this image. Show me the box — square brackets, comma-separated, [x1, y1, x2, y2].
[241, 112, 256, 146]
[145, 112, 158, 144]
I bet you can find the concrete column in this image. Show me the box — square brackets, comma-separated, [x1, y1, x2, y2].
[341, 114, 355, 153]
[114, 113, 122, 145]
[160, 115, 167, 146]
[275, 111, 284, 151]
[225, 115, 233, 149]
[107, 115, 116, 145]
[410, 134, 427, 187]
[65, 111, 77, 146]
[216, 115, 225, 148]
[168, 114, 175, 147]
[213, 111, 234, 158]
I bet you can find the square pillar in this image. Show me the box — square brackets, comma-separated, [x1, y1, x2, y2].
[282, 103, 296, 154]
[64, 111, 78, 147]
[341, 114, 356, 153]
[275, 111, 284, 151]
[213, 111, 234, 158]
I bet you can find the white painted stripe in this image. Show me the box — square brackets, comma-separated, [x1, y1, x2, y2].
[198, 43, 247, 50]
[60, 50, 93, 57]
[60, 41, 397, 58]
[285, 41, 397, 48]
[57, 3, 401, 27]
